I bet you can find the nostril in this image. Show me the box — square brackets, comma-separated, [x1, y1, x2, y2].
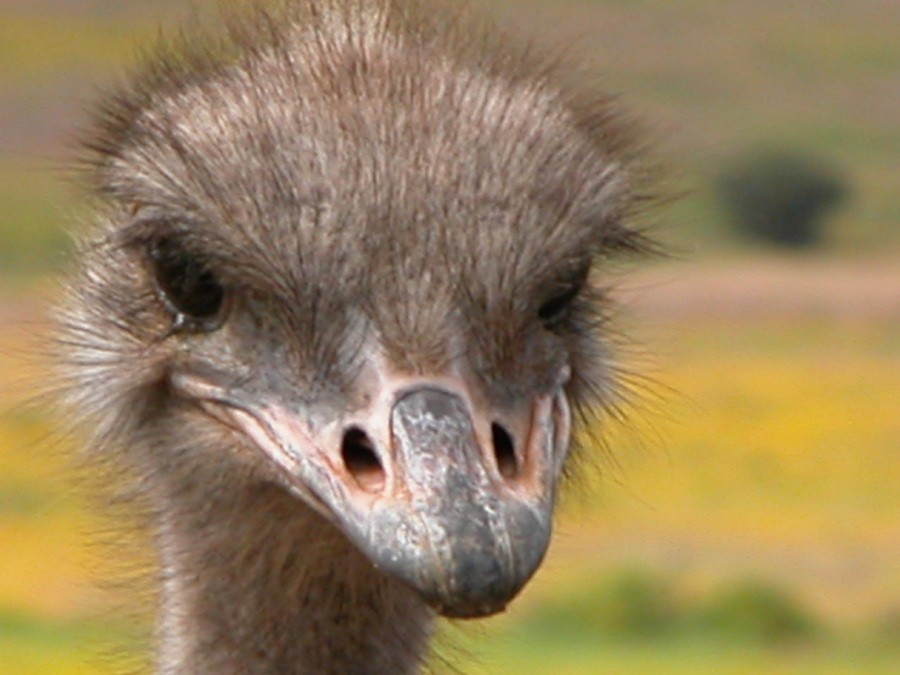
[491, 423, 518, 480]
[341, 427, 386, 494]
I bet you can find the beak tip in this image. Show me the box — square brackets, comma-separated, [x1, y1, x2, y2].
[360, 500, 552, 619]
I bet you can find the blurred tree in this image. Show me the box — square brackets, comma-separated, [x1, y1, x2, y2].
[715, 149, 847, 247]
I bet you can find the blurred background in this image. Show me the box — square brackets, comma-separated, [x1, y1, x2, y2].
[1, 0, 898, 673]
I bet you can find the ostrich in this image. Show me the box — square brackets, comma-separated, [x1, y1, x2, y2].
[57, 0, 650, 673]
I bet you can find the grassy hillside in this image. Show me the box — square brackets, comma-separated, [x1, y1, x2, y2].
[1, 0, 899, 275]
[498, 0, 900, 251]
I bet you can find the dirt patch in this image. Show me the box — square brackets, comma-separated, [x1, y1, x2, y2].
[616, 257, 900, 321]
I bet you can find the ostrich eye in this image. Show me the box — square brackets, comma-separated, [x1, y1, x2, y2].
[537, 267, 590, 326]
[149, 237, 226, 330]
[538, 285, 581, 324]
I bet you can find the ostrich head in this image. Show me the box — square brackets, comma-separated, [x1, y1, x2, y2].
[60, 0, 647, 653]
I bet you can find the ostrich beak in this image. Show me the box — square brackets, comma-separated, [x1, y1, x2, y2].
[173, 373, 571, 618]
[364, 385, 570, 617]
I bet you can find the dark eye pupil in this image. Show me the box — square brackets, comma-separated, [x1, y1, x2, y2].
[538, 284, 581, 323]
[150, 237, 225, 325]
[538, 265, 590, 325]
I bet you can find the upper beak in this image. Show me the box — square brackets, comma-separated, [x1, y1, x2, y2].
[173, 372, 571, 618]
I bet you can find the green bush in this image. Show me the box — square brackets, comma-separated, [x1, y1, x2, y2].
[517, 571, 828, 649]
[715, 150, 847, 247]
[588, 569, 682, 638]
[693, 579, 820, 645]
[523, 569, 682, 641]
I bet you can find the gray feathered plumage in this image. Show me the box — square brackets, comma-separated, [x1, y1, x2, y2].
[57, 1, 652, 673]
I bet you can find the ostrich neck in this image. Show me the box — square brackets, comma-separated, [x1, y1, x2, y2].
[154, 474, 433, 674]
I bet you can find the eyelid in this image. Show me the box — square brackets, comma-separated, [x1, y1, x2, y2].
[537, 265, 590, 324]
[538, 285, 580, 322]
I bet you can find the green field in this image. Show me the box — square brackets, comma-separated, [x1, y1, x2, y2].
[1, 0, 899, 673]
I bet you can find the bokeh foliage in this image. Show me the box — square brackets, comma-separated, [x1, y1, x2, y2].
[715, 150, 846, 247]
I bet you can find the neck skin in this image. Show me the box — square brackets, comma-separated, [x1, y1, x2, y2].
[153, 476, 433, 675]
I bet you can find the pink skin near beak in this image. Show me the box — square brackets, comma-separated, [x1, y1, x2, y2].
[171, 361, 571, 618]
